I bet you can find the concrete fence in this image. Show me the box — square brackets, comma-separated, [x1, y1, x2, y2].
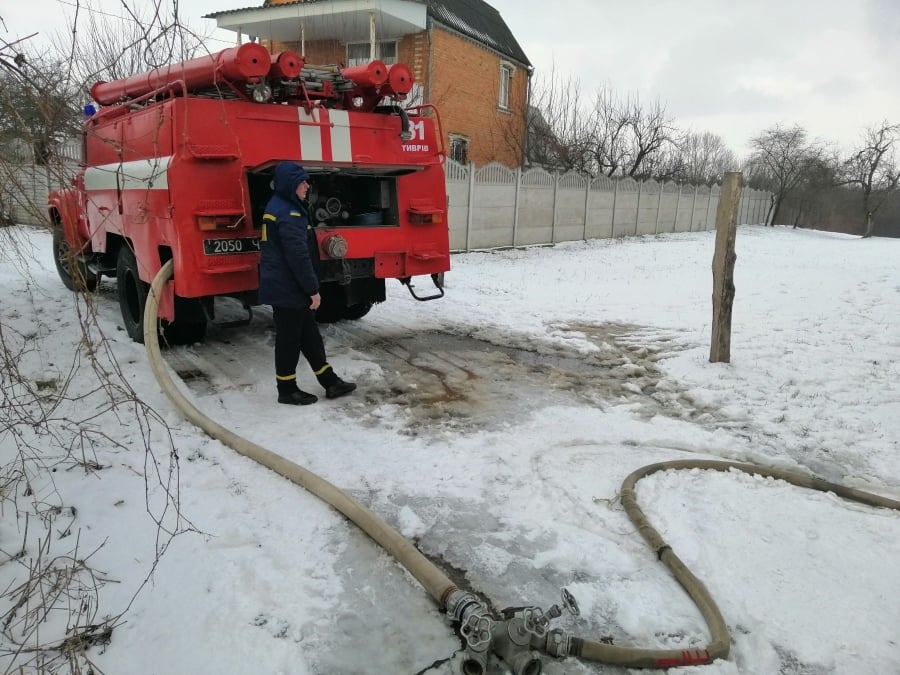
[3, 157, 772, 248]
[0, 161, 76, 226]
[444, 159, 772, 252]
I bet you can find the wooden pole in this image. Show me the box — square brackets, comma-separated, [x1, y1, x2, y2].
[710, 172, 743, 363]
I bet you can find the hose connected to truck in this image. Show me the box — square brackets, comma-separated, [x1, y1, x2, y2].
[144, 260, 900, 673]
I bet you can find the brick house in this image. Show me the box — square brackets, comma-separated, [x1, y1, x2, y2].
[205, 0, 532, 167]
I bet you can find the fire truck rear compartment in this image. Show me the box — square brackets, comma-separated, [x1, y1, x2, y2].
[247, 167, 409, 321]
[247, 166, 404, 231]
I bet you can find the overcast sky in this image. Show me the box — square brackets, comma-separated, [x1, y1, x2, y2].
[4, 0, 900, 157]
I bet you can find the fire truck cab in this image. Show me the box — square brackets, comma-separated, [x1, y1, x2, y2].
[48, 44, 450, 344]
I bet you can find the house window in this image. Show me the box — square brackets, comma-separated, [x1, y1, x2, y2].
[347, 41, 398, 67]
[499, 63, 513, 110]
[449, 135, 469, 164]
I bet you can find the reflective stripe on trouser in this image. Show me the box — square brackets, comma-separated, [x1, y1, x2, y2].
[272, 306, 327, 390]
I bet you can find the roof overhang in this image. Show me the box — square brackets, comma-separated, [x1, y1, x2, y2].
[207, 0, 427, 44]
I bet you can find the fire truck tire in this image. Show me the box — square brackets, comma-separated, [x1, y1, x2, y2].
[315, 285, 372, 323]
[116, 246, 207, 345]
[53, 228, 98, 292]
[116, 245, 149, 343]
[163, 298, 207, 345]
[342, 302, 373, 321]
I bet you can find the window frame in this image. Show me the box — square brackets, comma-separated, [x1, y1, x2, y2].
[499, 62, 514, 110]
[346, 40, 398, 67]
[449, 134, 469, 164]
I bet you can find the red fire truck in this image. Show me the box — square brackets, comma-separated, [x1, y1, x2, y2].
[48, 44, 449, 343]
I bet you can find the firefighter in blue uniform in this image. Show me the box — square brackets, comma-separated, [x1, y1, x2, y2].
[259, 162, 356, 405]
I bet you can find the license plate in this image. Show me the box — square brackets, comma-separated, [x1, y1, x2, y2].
[203, 237, 260, 255]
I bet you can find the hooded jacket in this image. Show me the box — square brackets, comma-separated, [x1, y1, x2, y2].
[258, 162, 319, 308]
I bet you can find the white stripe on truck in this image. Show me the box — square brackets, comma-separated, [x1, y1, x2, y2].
[328, 109, 352, 162]
[299, 108, 323, 161]
[84, 156, 173, 191]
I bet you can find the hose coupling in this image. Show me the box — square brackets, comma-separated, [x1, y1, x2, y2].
[539, 628, 572, 658]
[446, 590, 493, 652]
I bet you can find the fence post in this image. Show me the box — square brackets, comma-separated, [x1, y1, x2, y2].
[610, 178, 618, 238]
[673, 185, 682, 232]
[512, 167, 521, 247]
[465, 162, 475, 252]
[710, 172, 743, 363]
[704, 188, 714, 231]
[634, 180, 643, 236]
[551, 173, 559, 243]
[688, 186, 698, 232]
[582, 175, 590, 241]
[654, 183, 663, 234]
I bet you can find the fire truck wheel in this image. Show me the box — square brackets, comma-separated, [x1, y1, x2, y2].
[116, 245, 148, 343]
[315, 285, 372, 323]
[53, 228, 98, 292]
[342, 302, 373, 321]
[162, 298, 207, 345]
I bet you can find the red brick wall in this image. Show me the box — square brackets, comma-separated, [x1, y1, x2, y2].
[428, 29, 527, 167]
[398, 33, 427, 83]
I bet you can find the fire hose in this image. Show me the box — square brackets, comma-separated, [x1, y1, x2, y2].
[144, 260, 900, 673]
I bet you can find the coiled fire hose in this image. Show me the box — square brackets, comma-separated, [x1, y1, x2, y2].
[144, 260, 900, 671]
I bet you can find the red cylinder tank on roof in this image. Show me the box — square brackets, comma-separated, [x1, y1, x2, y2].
[339, 60, 388, 90]
[90, 43, 271, 105]
[382, 63, 413, 97]
[270, 51, 304, 80]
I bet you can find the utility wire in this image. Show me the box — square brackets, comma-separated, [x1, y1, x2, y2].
[53, 0, 235, 45]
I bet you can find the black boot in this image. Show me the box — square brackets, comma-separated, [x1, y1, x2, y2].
[325, 377, 357, 399]
[278, 390, 318, 405]
[316, 364, 357, 399]
[277, 383, 318, 405]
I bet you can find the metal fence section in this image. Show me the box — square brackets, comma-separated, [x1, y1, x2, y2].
[445, 160, 772, 252]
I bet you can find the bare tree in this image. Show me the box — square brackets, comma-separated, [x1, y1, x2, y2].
[784, 153, 840, 229]
[1, 8, 206, 671]
[583, 84, 632, 177]
[672, 131, 739, 185]
[574, 87, 682, 179]
[0, 52, 81, 165]
[840, 121, 900, 237]
[526, 73, 683, 180]
[621, 96, 682, 179]
[58, 1, 205, 90]
[746, 124, 824, 226]
[523, 67, 594, 172]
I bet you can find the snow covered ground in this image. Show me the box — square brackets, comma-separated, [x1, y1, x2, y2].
[1, 224, 899, 674]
